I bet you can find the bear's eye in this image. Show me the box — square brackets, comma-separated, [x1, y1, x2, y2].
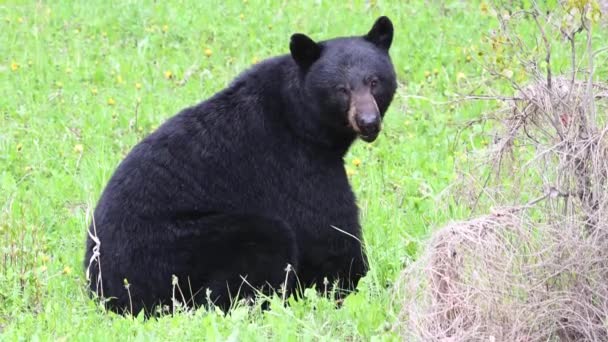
[370, 79, 379, 88]
[336, 86, 349, 95]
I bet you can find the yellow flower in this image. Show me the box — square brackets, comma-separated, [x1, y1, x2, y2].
[107, 97, 116, 106]
[162, 24, 169, 33]
[480, 2, 489, 14]
[239, 13, 245, 20]
[73, 144, 84, 153]
[11, 61, 19, 71]
[424, 70, 431, 78]
[466, 55, 472, 62]
[433, 68, 439, 75]
[164, 70, 173, 79]
[55, 81, 63, 88]
[456, 72, 466, 80]
[17, 17, 23, 23]
[346, 168, 356, 177]
[90, 88, 98, 95]
[204, 48, 213, 57]
[135, 82, 142, 90]
[116, 75, 124, 84]
[63, 266, 72, 275]
[66, 67, 72, 74]
[40, 254, 50, 263]
[352, 158, 361, 167]
[252, 56, 259, 64]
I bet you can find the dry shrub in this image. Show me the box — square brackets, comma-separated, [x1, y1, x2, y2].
[397, 208, 608, 341]
[397, 2, 608, 341]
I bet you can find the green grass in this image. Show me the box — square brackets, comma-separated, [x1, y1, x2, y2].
[3, 0, 604, 340]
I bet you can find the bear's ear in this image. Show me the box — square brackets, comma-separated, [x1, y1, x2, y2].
[290, 33, 321, 69]
[365, 16, 393, 51]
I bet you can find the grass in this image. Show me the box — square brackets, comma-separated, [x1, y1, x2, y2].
[3, 0, 600, 340]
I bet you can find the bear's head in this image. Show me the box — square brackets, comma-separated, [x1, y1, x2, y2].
[290, 16, 397, 143]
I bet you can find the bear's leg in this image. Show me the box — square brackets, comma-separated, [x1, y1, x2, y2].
[86, 214, 298, 316]
[299, 239, 368, 302]
[184, 213, 299, 312]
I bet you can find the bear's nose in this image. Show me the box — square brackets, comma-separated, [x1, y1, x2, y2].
[356, 113, 380, 142]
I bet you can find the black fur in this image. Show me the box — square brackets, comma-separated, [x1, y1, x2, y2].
[85, 16, 397, 315]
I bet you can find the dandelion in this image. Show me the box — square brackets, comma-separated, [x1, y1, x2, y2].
[135, 82, 142, 90]
[11, 61, 19, 71]
[107, 97, 116, 106]
[162, 24, 169, 33]
[40, 254, 50, 263]
[90, 88, 98, 95]
[424, 70, 431, 78]
[352, 158, 361, 167]
[466, 55, 472, 62]
[252, 56, 259, 64]
[480, 2, 489, 14]
[164, 70, 173, 79]
[63, 266, 72, 275]
[433, 68, 439, 75]
[456, 72, 466, 80]
[204, 48, 212, 57]
[73, 144, 84, 153]
[116, 75, 124, 84]
[239, 13, 245, 20]
[346, 167, 356, 177]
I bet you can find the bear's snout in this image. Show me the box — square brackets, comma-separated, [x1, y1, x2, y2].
[348, 92, 381, 142]
[356, 113, 380, 142]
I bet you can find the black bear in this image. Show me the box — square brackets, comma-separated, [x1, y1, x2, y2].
[85, 16, 397, 315]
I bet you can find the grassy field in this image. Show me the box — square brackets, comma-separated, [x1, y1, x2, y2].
[3, 0, 602, 340]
